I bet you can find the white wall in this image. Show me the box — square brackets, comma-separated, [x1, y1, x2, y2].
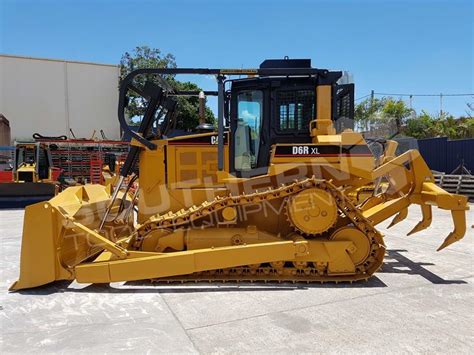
[0, 55, 121, 142]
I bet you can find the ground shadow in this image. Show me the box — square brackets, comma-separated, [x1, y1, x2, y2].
[16, 276, 387, 295]
[15, 280, 74, 295]
[15, 249, 466, 295]
[380, 249, 467, 285]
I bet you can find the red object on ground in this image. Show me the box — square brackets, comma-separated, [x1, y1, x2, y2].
[0, 171, 13, 182]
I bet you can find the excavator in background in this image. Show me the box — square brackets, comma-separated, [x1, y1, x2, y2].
[0, 142, 59, 208]
[10, 58, 468, 290]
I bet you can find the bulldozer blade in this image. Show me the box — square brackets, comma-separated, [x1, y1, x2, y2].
[387, 208, 408, 229]
[437, 210, 466, 251]
[9, 202, 66, 291]
[9, 185, 132, 291]
[407, 204, 432, 236]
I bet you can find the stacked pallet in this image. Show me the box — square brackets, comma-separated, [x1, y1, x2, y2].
[433, 174, 474, 201]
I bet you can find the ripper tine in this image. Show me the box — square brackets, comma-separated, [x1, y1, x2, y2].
[407, 204, 432, 236]
[437, 232, 458, 251]
[387, 208, 408, 229]
[437, 210, 466, 251]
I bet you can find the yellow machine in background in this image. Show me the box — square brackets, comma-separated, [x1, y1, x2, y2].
[13, 142, 56, 183]
[10, 59, 469, 290]
[0, 142, 58, 208]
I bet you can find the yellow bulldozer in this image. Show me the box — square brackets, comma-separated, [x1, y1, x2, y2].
[10, 59, 469, 290]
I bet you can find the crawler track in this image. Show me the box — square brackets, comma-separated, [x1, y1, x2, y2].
[133, 177, 386, 283]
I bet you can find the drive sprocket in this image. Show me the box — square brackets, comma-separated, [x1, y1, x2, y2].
[286, 188, 338, 235]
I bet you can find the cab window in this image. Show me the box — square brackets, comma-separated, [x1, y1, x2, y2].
[234, 90, 263, 171]
[277, 90, 314, 132]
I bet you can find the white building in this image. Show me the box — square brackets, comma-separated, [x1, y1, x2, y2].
[0, 54, 121, 143]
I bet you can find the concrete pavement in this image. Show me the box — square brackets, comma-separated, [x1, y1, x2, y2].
[1, 205, 473, 354]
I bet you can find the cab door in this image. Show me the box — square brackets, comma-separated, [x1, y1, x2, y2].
[230, 78, 317, 177]
[230, 79, 271, 178]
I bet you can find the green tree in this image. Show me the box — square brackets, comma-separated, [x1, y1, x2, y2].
[119, 46, 215, 129]
[405, 110, 436, 138]
[354, 97, 386, 124]
[170, 79, 216, 131]
[120, 46, 176, 122]
[405, 111, 474, 139]
[457, 117, 474, 138]
[434, 115, 474, 139]
[381, 98, 414, 133]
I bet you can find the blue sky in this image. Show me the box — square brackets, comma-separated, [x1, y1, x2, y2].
[1, 0, 472, 116]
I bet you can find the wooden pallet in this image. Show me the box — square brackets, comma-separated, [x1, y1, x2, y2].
[434, 174, 474, 201]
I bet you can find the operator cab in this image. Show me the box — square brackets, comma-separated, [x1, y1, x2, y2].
[227, 59, 354, 177]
